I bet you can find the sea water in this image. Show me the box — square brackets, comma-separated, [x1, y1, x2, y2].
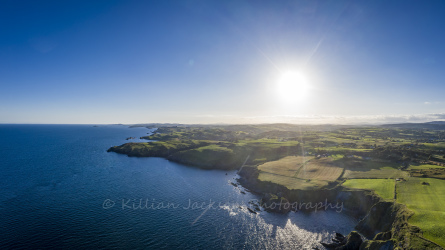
[0, 124, 357, 249]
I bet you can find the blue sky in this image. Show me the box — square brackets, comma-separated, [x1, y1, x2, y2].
[1, 0, 445, 124]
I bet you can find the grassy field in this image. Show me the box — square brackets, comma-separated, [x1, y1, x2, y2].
[192, 144, 233, 153]
[409, 168, 445, 179]
[341, 159, 407, 179]
[236, 138, 300, 147]
[297, 158, 343, 181]
[420, 142, 445, 150]
[343, 169, 408, 179]
[342, 179, 395, 200]
[258, 172, 328, 190]
[108, 140, 207, 157]
[342, 159, 401, 170]
[169, 144, 243, 168]
[397, 177, 445, 247]
[257, 156, 310, 177]
[257, 156, 342, 190]
[408, 164, 445, 170]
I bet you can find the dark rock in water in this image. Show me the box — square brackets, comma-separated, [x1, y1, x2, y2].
[320, 242, 341, 249]
[230, 182, 238, 187]
[260, 193, 291, 214]
[248, 200, 261, 212]
[332, 238, 343, 244]
[335, 231, 362, 250]
[320, 231, 362, 250]
[247, 207, 257, 214]
[240, 191, 246, 194]
[331, 232, 346, 245]
[335, 232, 346, 241]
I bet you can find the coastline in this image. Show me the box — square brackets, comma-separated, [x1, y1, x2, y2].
[108, 126, 445, 249]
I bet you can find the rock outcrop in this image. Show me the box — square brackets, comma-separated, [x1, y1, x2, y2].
[321, 231, 363, 250]
[260, 193, 292, 213]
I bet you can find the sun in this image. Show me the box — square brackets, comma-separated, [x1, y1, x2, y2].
[276, 71, 309, 103]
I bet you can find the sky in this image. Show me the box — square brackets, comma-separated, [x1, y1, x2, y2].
[1, 0, 445, 124]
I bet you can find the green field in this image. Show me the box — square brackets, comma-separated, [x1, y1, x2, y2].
[408, 164, 445, 170]
[342, 179, 395, 200]
[169, 144, 243, 168]
[420, 142, 445, 150]
[258, 172, 328, 190]
[341, 159, 407, 179]
[297, 158, 343, 181]
[343, 169, 408, 179]
[258, 156, 310, 177]
[397, 177, 445, 247]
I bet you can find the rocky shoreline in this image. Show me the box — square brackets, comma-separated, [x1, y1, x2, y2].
[319, 231, 362, 250]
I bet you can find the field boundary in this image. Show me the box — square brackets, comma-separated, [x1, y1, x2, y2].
[394, 179, 397, 200]
[416, 235, 445, 249]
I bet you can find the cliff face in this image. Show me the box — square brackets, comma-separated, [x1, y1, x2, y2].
[356, 201, 443, 249]
[356, 202, 398, 238]
[167, 147, 246, 170]
[107, 141, 208, 158]
[238, 166, 378, 218]
[108, 143, 168, 157]
[108, 142, 244, 170]
[237, 167, 443, 249]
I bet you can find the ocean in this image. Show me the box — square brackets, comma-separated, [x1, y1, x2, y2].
[0, 124, 357, 249]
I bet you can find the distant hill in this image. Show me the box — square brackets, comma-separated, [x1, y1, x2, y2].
[130, 123, 358, 136]
[130, 121, 445, 131]
[381, 121, 445, 129]
[425, 121, 445, 125]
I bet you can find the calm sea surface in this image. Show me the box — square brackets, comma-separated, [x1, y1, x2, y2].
[0, 124, 357, 249]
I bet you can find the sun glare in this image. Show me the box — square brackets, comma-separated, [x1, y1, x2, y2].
[276, 71, 309, 103]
